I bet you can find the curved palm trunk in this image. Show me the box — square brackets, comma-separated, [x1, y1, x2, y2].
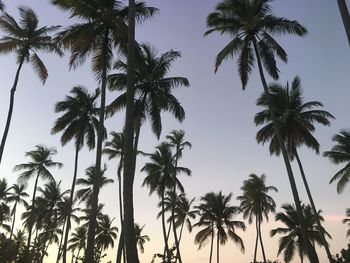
[172, 158, 182, 263]
[162, 216, 173, 259]
[337, 0, 350, 46]
[216, 232, 219, 263]
[209, 225, 214, 263]
[9, 202, 17, 239]
[123, 0, 139, 262]
[25, 173, 40, 254]
[0, 58, 24, 164]
[258, 216, 267, 262]
[293, 148, 334, 262]
[56, 222, 66, 263]
[161, 188, 171, 262]
[116, 155, 126, 263]
[253, 217, 259, 263]
[85, 29, 109, 263]
[252, 39, 319, 263]
[63, 146, 80, 263]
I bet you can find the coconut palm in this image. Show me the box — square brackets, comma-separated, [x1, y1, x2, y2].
[68, 226, 87, 263]
[254, 77, 335, 261]
[14, 145, 62, 253]
[13, 229, 27, 258]
[204, 1, 318, 261]
[50, 1, 157, 261]
[95, 215, 118, 262]
[237, 174, 277, 263]
[324, 130, 350, 193]
[0, 7, 62, 164]
[134, 223, 149, 253]
[194, 192, 245, 263]
[142, 142, 191, 262]
[271, 203, 331, 263]
[337, 0, 350, 46]
[7, 183, 29, 239]
[343, 208, 350, 239]
[0, 178, 11, 230]
[52, 86, 101, 263]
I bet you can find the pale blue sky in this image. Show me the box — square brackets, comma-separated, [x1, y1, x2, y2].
[0, 1, 349, 262]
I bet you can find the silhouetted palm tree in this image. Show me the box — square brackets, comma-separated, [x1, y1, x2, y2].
[134, 223, 149, 253]
[51, 1, 157, 261]
[271, 203, 331, 263]
[14, 145, 62, 253]
[95, 215, 118, 262]
[337, 0, 350, 45]
[194, 192, 245, 263]
[0, 178, 11, 230]
[68, 226, 87, 263]
[324, 130, 350, 193]
[343, 208, 350, 239]
[0, 7, 62, 164]
[205, 1, 318, 261]
[237, 174, 277, 263]
[52, 86, 101, 263]
[254, 77, 334, 261]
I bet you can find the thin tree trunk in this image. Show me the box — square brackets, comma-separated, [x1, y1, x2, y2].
[252, 39, 319, 263]
[75, 248, 81, 263]
[116, 227, 124, 263]
[63, 146, 79, 263]
[294, 148, 334, 263]
[216, 232, 219, 263]
[56, 222, 66, 263]
[337, 0, 350, 46]
[254, 217, 258, 263]
[85, 29, 109, 263]
[161, 188, 171, 262]
[209, 225, 214, 263]
[116, 154, 125, 263]
[123, 0, 139, 262]
[178, 220, 185, 244]
[172, 158, 182, 263]
[163, 217, 172, 257]
[71, 251, 75, 263]
[258, 216, 267, 263]
[9, 202, 17, 239]
[0, 58, 24, 164]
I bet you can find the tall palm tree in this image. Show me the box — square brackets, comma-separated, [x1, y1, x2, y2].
[0, 7, 62, 164]
[337, 0, 350, 46]
[237, 174, 277, 263]
[7, 183, 29, 239]
[254, 76, 335, 261]
[271, 203, 331, 263]
[68, 226, 87, 263]
[134, 223, 150, 254]
[14, 145, 62, 253]
[324, 130, 350, 193]
[50, 1, 157, 261]
[52, 86, 100, 263]
[194, 192, 245, 263]
[142, 142, 191, 262]
[204, 1, 318, 261]
[103, 131, 126, 263]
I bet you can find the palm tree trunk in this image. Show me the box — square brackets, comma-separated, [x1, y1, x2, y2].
[9, 202, 17, 239]
[85, 29, 109, 263]
[116, 155, 126, 263]
[71, 251, 75, 263]
[178, 220, 185, 244]
[216, 232, 219, 263]
[258, 216, 267, 263]
[337, 0, 350, 46]
[123, 0, 139, 262]
[0, 58, 24, 164]
[172, 158, 182, 263]
[63, 146, 80, 263]
[116, 227, 124, 263]
[25, 173, 40, 254]
[254, 217, 258, 263]
[293, 148, 334, 263]
[252, 39, 319, 263]
[161, 188, 171, 262]
[56, 222, 66, 263]
[75, 248, 81, 263]
[209, 224, 214, 263]
[163, 218, 172, 257]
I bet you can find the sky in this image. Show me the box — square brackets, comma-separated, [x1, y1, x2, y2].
[0, 0, 350, 263]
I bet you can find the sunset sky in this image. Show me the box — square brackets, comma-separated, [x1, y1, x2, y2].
[0, 1, 349, 263]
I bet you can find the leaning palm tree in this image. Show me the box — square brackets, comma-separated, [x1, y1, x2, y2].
[51, 86, 100, 263]
[237, 174, 277, 263]
[50, 1, 157, 261]
[204, 1, 318, 261]
[337, 0, 350, 46]
[194, 192, 246, 263]
[142, 142, 191, 262]
[254, 76, 334, 261]
[324, 130, 350, 193]
[0, 7, 62, 164]
[271, 203, 331, 263]
[134, 223, 150, 254]
[14, 145, 62, 253]
[7, 183, 29, 239]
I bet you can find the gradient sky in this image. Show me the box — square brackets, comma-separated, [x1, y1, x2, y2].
[0, 1, 350, 263]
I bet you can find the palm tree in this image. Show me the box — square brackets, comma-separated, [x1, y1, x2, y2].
[0, 7, 62, 164]
[142, 142, 191, 262]
[68, 226, 87, 263]
[52, 86, 100, 263]
[134, 223, 150, 253]
[103, 131, 125, 263]
[50, 1, 157, 261]
[237, 174, 277, 263]
[0, 178, 10, 228]
[343, 208, 350, 239]
[204, 1, 318, 261]
[254, 76, 334, 261]
[7, 183, 29, 239]
[337, 0, 350, 46]
[14, 145, 62, 253]
[271, 203, 331, 263]
[95, 215, 118, 262]
[13, 229, 27, 258]
[324, 130, 350, 193]
[194, 192, 245, 263]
